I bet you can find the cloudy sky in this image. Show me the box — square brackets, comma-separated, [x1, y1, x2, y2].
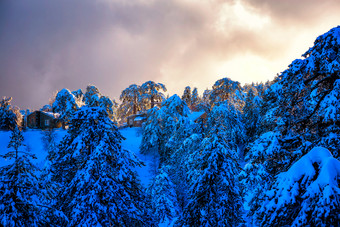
[1, 0, 340, 109]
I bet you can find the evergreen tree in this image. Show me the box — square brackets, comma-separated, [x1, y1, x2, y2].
[52, 107, 154, 226]
[140, 95, 190, 162]
[255, 147, 340, 226]
[191, 87, 200, 108]
[52, 88, 78, 127]
[98, 96, 118, 122]
[83, 85, 118, 122]
[140, 81, 167, 109]
[242, 87, 262, 143]
[140, 106, 162, 156]
[209, 77, 242, 106]
[0, 127, 43, 226]
[182, 134, 243, 226]
[241, 130, 288, 222]
[40, 129, 67, 225]
[272, 26, 340, 159]
[170, 132, 203, 209]
[181, 86, 192, 106]
[181, 104, 243, 226]
[157, 95, 190, 162]
[119, 84, 142, 119]
[0, 97, 19, 130]
[208, 102, 245, 154]
[71, 89, 85, 107]
[84, 85, 101, 106]
[148, 165, 179, 225]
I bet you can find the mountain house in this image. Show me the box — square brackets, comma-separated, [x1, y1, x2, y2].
[27, 111, 62, 129]
[127, 113, 147, 127]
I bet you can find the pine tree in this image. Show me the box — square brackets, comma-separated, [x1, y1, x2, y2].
[182, 134, 243, 226]
[255, 147, 340, 226]
[71, 89, 85, 107]
[242, 87, 261, 143]
[181, 86, 192, 106]
[157, 95, 190, 162]
[40, 129, 67, 225]
[191, 87, 200, 108]
[52, 88, 79, 127]
[52, 106, 154, 226]
[170, 132, 203, 209]
[207, 102, 245, 155]
[182, 104, 243, 226]
[0, 97, 18, 130]
[119, 84, 142, 119]
[209, 77, 242, 106]
[0, 127, 43, 226]
[148, 165, 179, 225]
[140, 106, 162, 156]
[84, 85, 101, 106]
[272, 26, 340, 159]
[98, 96, 118, 122]
[140, 81, 167, 109]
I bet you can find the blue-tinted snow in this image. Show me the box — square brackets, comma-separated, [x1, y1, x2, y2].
[0, 129, 67, 168]
[188, 111, 205, 122]
[120, 127, 155, 187]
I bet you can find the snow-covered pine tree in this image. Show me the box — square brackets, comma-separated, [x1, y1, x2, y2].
[182, 134, 243, 226]
[148, 165, 179, 225]
[40, 104, 52, 112]
[242, 87, 262, 143]
[84, 85, 101, 106]
[190, 87, 200, 109]
[98, 95, 118, 122]
[255, 147, 340, 226]
[273, 26, 340, 159]
[40, 129, 67, 225]
[71, 89, 85, 107]
[52, 88, 78, 127]
[140, 81, 167, 109]
[181, 86, 192, 106]
[209, 77, 242, 106]
[52, 106, 154, 226]
[82, 85, 118, 122]
[0, 97, 19, 130]
[156, 94, 190, 162]
[0, 127, 43, 226]
[182, 105, 243, 226]
[170, 132, 203, 209]
[240, 130, 290, 222]
[119, 84, 142, 119]
[140, 106, 162, 156]
[208, 102, 245, 155]
[166, 116, 193, 158]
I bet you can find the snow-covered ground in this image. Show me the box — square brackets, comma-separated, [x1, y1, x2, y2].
[0, 129, 67, 168]
[120, 127, 155, 187]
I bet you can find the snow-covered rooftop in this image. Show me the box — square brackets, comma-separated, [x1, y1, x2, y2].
[134, 117, 146, 121]
[41, 111, 60, 119]
[188, 111, 205, 122]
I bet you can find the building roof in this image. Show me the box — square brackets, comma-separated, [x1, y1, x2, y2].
[28, 111, 60, 119]
[41, 111, 60, 119]
[188, 111, 206, 122]
[134, 116, 146, 121]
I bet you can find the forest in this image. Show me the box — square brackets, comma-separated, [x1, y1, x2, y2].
[0, 26, 339, 226]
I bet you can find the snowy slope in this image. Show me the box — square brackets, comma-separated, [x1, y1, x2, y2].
[120, 127, 155, 187]
[0, 129, 67, 168]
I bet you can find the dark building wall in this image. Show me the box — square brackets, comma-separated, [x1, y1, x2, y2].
[27, 111, 62, 129]
[27, 111, 38, 128]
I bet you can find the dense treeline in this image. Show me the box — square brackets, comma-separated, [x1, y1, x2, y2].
[1, 26, 340, 226]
